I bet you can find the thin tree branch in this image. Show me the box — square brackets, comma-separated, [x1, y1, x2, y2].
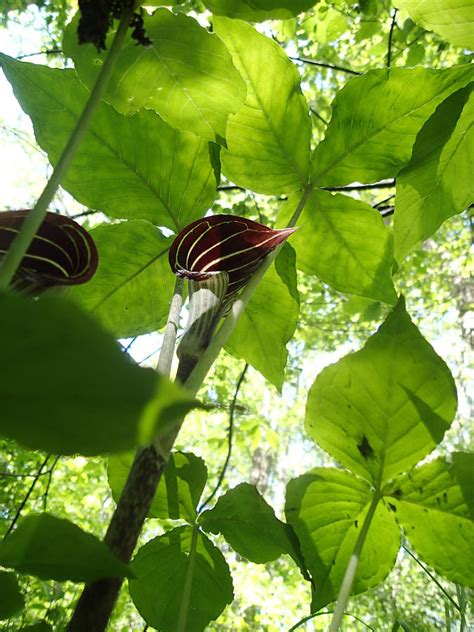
[379, 206, 394, 218]
[386, 9, 398, 68]
[217, 184, 245, 192]
[16, 49, 62, 60]
[68, 210, 100, 220]
[289, 56, 362, 76]
[199, 363, 249, 512]
[310, 107, 328, 126]
[373, 194, 395, 208]
[322, 180, 395, 192]
[290, 610, 375, 632]
[42, 455, 60, 511]
[3, 454, 51, 539]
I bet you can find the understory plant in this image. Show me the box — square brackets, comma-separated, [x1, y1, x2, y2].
[0, 1, 473, 630]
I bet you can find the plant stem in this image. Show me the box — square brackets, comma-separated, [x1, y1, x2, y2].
[183, 184, 313, 396]
[0, 8, 132, 291]
[328, 488, 382, 632]
[177, 524, 199, 632]
[156, 277, 184, 375]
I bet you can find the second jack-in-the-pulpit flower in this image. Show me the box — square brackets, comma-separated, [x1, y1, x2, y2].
[168, 214, 296, 371]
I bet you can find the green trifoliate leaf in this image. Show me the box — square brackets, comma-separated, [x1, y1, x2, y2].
[108, 452, 207, 523]
[394, 0, 474, 49]
[0, 571, 24, 619]
[286, 468, 400, 610]
[70, 221, 174, 339]
[63, 10, 246, 143]
[130, 526, 233, 632]
[0, 293, 197, 456]
[225, 245, 299, 390]
[394, 85, 474, 260]
[0, 514, 132, 582]
[386, 453, 474, 587]
[200, 483, 295, 563]
[311, 65, 474, 187]
[279, 190, 397, 304]
[305, 299, 457, 484]
[204, 0, 318, 21]
[215, 18, 311, 194]
[0, 56, 217, 231]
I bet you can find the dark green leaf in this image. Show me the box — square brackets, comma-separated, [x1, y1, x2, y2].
[0, 571, 24, 619]
[225, 247, 299, 389]
[0, 514, 132, 582]
[286, 468, 400, 610]
[0, 293, 196, 455]
[204, 0, 318, 21]
[394, 85, 474, 260]
[63, 10, 246, 143]
[129, 526, 233, 631]
[200, 482, 294, 563]
[19, 624, 53, 632]
[311, 65, 474, 186]
[305, 299, 457, 484]
[394, 0, 474, 49]
[279, 190, 397, 304]
[70, 221, 174, 339]
[386, 454, 474, 587]
[215, 17, 311, 194]
[108, 451, 207, 522]
[0, 55, 217, 230]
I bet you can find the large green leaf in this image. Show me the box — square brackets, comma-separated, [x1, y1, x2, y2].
[0, 514, 132, 582]
[63, 10, 246, 143]
[394, 85, 474, 260]
[311, 65, 474, 187]
[200, 483, 294, 563]
[279, 190, 397, 304]
[386, 454, 474, 587]
[204, 0, 318, 21]
[108, 451, 207, 523]
[0, 56, 217, 230]
[215, 18, 311, 194]
[225, 244, 299, 389]
[70, 221, 174, 338]
[0, 571, 24, 619]
[129, 526, 233, 632]
[286, 468, 400, 610]
[305, 299, 457, 484]
[0, 293, 195, 456]
[394, 0, 474, 49]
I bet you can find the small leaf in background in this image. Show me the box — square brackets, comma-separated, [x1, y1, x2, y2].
[0, 293, 196, 456]
[310, 65, 474, 186]
[225, 244, 299, 389]
[286, 468, 400, 610]
[108, 452, 207, 523]
[200, 482, 295, 563]
[0, 210, 98, 293]
[70, 221, 174, 339]
[0, 56, 217, 231]
[279, 190, 397, 304]
[169, 214, 295, 302]
[394, 85, 474, 260]
[386, 454, 474, 587]
[305, 298, 457, 484]
[215, 17, 312, 194]
[63, 10, 246, 143]
[204, 0, 317, 21]
[0, 514, 132, 582]
[129, 526, 233, 632]
[394, 0, 474, 49]
[0, 571, 24, 619]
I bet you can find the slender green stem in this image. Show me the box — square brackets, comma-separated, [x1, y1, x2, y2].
[328, 488, 382, 632]
[183, 184, 313, 396]
[0, 8, 132, 291]
[177, 524, 199, 632]
[156, 277, 184, 376]
[289, 609, 375, 632]
[403, 545, 461, 614]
